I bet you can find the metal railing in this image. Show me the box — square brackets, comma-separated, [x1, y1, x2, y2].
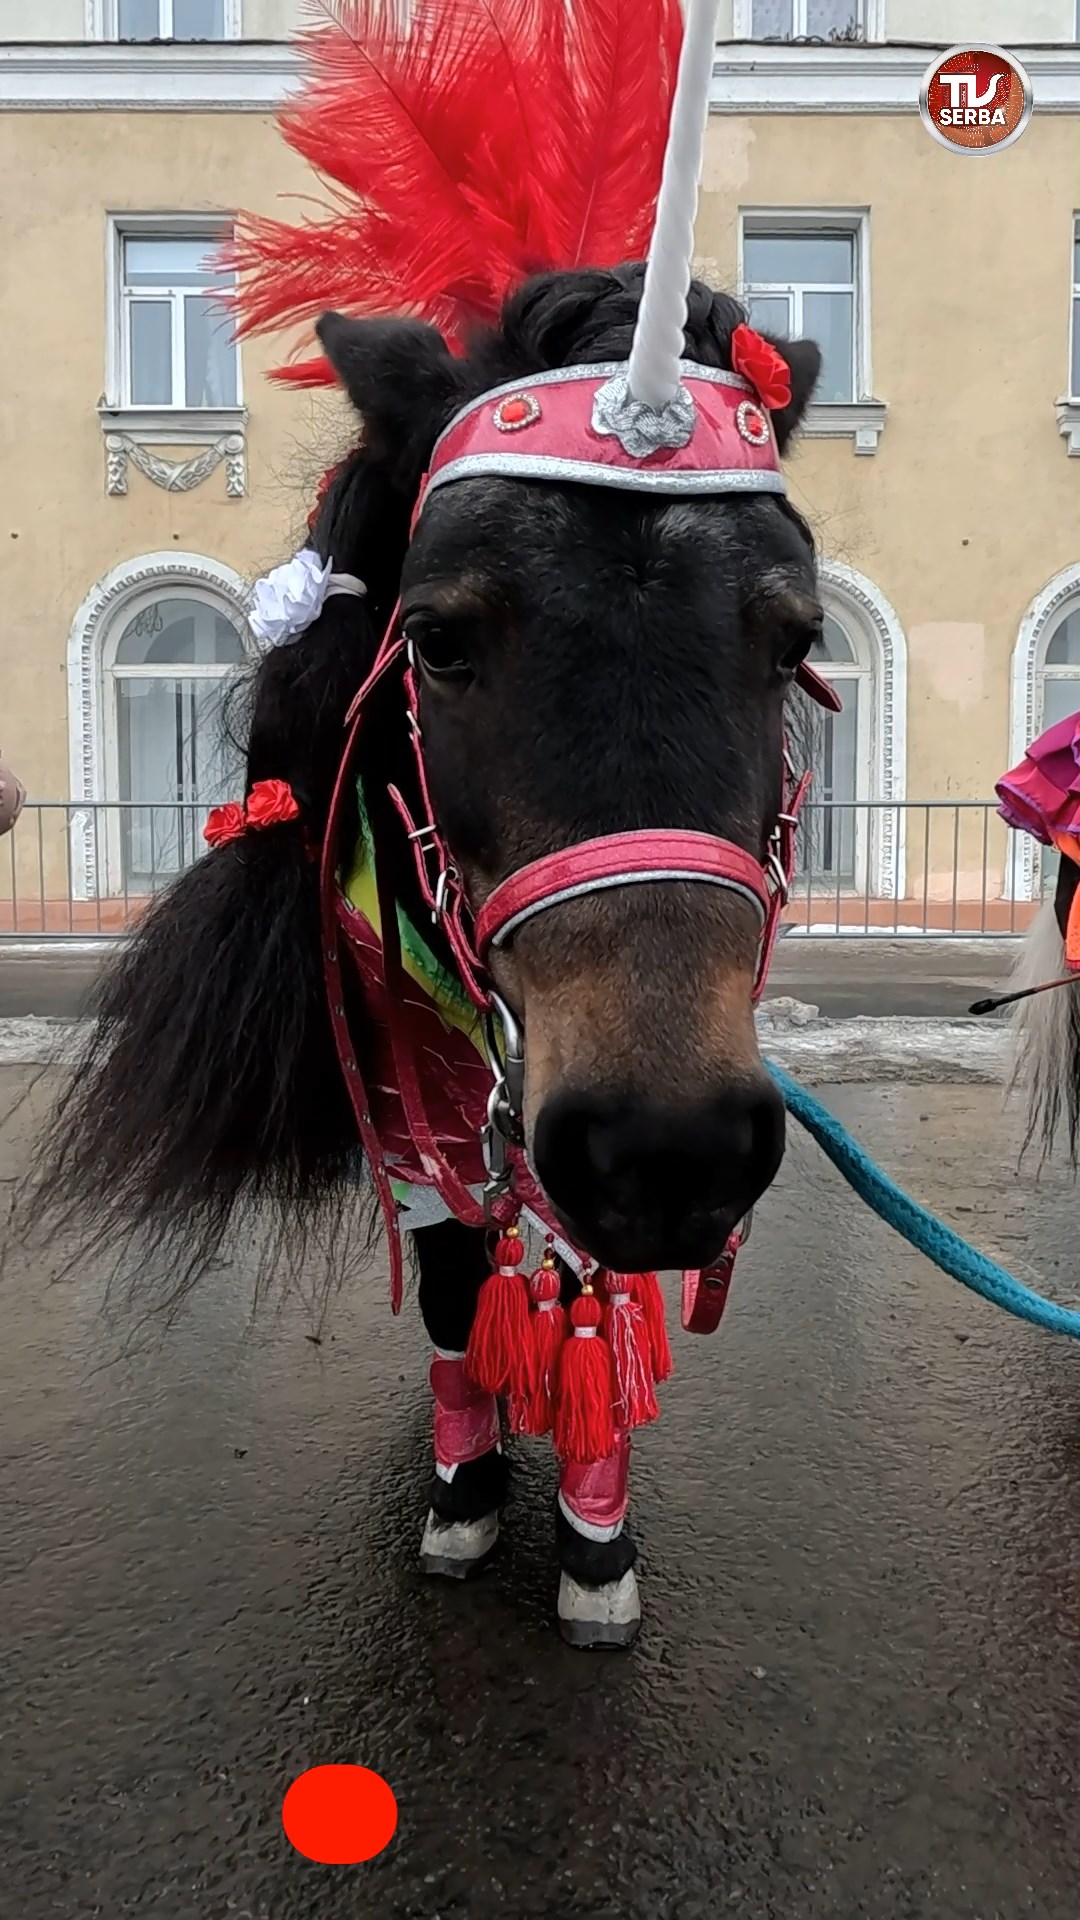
[0, 798, 1047, 941]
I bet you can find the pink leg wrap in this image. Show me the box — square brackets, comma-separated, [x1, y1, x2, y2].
[558, 1431, 630, 1539]
[430, 1352, 500, 1470]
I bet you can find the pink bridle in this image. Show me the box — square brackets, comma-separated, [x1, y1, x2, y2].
[321, 355, 838, 1325]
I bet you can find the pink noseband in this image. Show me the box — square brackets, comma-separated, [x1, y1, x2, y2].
[475, 829, 769, 955]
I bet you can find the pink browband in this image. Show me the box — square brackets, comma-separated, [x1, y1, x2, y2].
[424, 362, 786, 499]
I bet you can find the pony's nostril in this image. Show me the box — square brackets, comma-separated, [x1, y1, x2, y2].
[533, 1080, 786, 1261]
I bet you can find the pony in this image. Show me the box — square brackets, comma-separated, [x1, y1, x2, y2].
[36, 0, 828, 1646]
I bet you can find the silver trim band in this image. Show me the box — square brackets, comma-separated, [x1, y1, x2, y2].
[557, 1491, 625, 1544]
[488, 870, 768, 950]
[424, 451, 787, 500]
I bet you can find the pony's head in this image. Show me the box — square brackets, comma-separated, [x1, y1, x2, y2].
[320, 265, 821, 1269]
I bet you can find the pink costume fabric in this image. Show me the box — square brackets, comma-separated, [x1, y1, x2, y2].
[430, 1355, 500, 1471]
[560, 1435, 631, 1534]
[996, 711, 1080, 848]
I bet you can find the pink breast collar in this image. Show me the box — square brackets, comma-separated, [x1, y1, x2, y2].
[321, 355, 837, 1332]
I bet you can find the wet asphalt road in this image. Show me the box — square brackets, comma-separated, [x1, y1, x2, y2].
[2, 1069, 1079, 1920]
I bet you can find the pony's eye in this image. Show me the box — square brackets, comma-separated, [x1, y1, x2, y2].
[778, 621, 821, 676]
[403, 616, 473, 682]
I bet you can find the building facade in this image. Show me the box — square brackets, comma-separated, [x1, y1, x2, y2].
[0, 3, 1078, 924]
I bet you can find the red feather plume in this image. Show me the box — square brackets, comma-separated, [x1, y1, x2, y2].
[225, 0, 684, 384]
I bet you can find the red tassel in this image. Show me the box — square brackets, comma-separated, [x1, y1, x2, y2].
[465, 1226, 530, 1397]
[515, 1250, 567, 1436]
[603, 1274, 659, 1430]
[553, 1285, 616, 1465]
[631, 1270, 672, 1383]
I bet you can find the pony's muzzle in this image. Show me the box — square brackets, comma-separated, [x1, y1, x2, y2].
[531, 1075, 786, 1272]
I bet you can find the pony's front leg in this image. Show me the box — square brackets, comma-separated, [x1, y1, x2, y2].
[556, 1434, 641, 1649]
[414, 1219, 507, 1579]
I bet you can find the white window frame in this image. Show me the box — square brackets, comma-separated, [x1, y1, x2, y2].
[737, 208, 886, 451]
[67, 553, 252, 899]
[1056, 214, 1080, 453]
[90, 0, 242, 38]
[1070, 215, 1080, 401]
[1008, 567, 1080, 900]
[816, 562, 907, 900]
[105, 212, 243, 419]
[104, 585, 245, 884]
[732, 0, 884, 40]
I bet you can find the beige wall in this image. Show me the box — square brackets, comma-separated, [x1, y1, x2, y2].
[700, 110, 1079, 828]
[246, 0, 304, 36]
[0, 0, 84, 37]
[889, 0, 1074, 39]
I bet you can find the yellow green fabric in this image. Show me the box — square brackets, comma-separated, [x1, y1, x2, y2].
[341, 776, 487, 1061]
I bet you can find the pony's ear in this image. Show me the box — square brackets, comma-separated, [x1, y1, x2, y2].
[764, 336, 822, 455]
[317, 312, 465, 493]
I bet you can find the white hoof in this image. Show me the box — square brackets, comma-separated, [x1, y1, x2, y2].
[419, 1507, 499, 1580]
[557, 1567, 641, 1649]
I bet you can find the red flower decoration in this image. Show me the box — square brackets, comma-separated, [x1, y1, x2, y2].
[730, 323, 792, 412]
[245, 778, 301, 830]
[203, 802, 246, 849]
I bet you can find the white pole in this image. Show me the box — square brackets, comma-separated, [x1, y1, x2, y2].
[626, 0, 720, 410]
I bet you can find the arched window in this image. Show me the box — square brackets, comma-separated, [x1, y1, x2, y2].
[1038, 606, 1080, 732]
[1009, 567, 1080, 899]
[799, 609, 873, 884]
[68, 552, 250, 897]
[108, 591, 246, 884]
[796, 564, 906, 898]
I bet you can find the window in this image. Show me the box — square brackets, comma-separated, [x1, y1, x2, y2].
[109, 592, 245, 885]
[1038, 607, 1080, 733]
[797, 614, 869, 883]
[115, 0, 229, 37]
[1071, 224, 1080, 400]
[740, 1, 864, 39]
[791, 563, 907, 901]
[1031, 607, 1080, 897]
[119, 231, 238, 410]
[743, 225, 857, 403]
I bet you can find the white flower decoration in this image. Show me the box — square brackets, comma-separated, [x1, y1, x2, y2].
[249, 549, 334, 649]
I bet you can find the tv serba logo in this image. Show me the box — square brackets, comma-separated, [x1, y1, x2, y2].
[920, 45, 1033, 155]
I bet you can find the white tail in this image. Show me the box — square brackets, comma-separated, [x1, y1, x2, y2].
[626, 0, 721, 410]
[1007, 898, 1080, 1159]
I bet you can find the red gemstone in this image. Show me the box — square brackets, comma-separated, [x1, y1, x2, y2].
[746, 409, 764, 434]
[493, 392, 540, 432]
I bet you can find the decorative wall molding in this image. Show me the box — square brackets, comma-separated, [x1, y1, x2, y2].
[3, 42, 1080, 116]
[1007, 564, 1080, 901]
[0, 42, 299, 112]
[819, 558, 908, 898]
[104, 430, 246, 496]
[804, 398, 887, 454]
[67, 552, 251, 896]
[1055, 398, 1080, 455]
[711, 44, 1080, 115]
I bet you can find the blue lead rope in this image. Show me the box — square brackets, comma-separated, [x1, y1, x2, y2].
[767, 1060, 1080, 1341]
